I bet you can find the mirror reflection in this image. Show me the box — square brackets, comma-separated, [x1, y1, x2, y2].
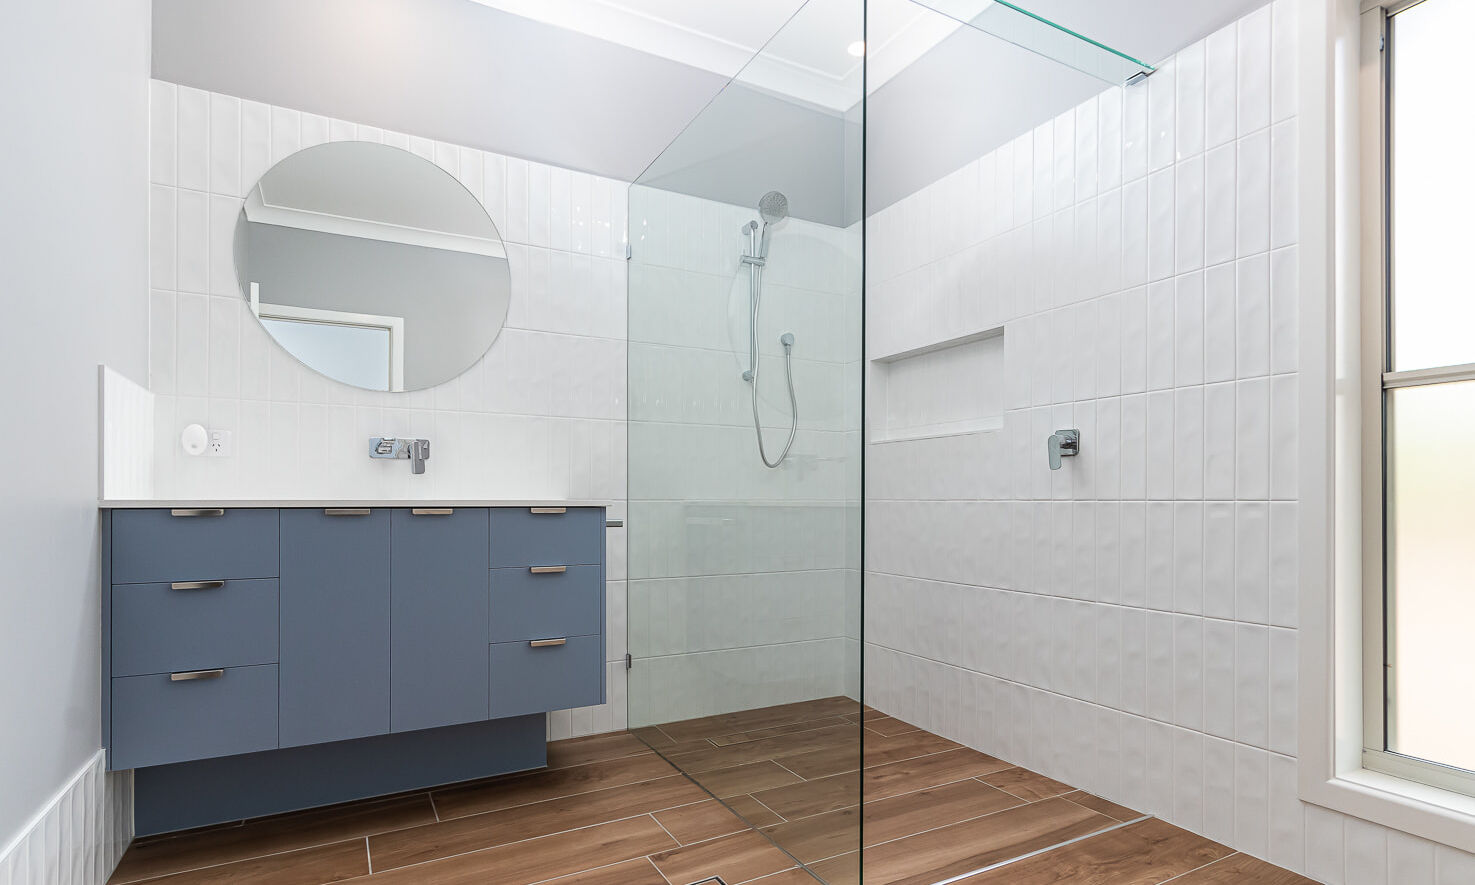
[237, 141, 510, 392]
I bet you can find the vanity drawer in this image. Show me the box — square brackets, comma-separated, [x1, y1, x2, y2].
[489, 507, 603, 569]
[111, 664, 279, 770]
[112, 579, 278, 678]
[489, 635, 603, 718]
[489, 565, 601, 643]
[112, 508, 278, 584]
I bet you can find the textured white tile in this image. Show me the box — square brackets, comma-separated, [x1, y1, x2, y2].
[1146, 392, 1174, 502]
[1203, 736, 1236, 844]
[1237, 128, 1271, 257]
[1270, 374, 1297, 500]
[1270, 246, 1299, 374]
[1238, 6, 1272, 136]
[1268, 502, 1298, 628]
[1205, 143, 1237, 268]
[1173, 614, 1203, 729]
[1172, 726, 1204, 832]
[1203, 501, 1236, 620]
[1202, 618, 1235, 738]
[269, 106, 300, 164]
[1122, 178, 1149, 290]
[1236, 378, 1270, 500]
[149, 185, 176, 291]
[1176, 40, 1206, 160]
[1268, 627, 1296, 756]
[1206, 23, 1238, 150]
[1236, 501, 1270, 623]
[1175, 272, 1204, 387]
[1123, 76, 1149, 183]
[1099, 88, 1123, 191]
[1234, 743, 1270, 859]
[1347, 817, 1390, 885]
[1306, 805, 1346, 885]
[1268, 753, 1305, 873]
[149, 80, 176, 186]
[1148, 57, 1177, 172]
[208, 93, 240, 197]
[1174, 387, 1204, 501]
[240, 100, 271, 192]
[1175, 154, 1205, 274]
[1236, 254, 1270, 378]
[1204, 262, 1237, 386]
[1437, 845, 1475, 885]
[1271, 0, 1301, 124]
[1148, 168, 1176, 283]
[1204, 382, 1236, 502]
[1387, 830, 1436, 885]
[176, 85, 209, 191]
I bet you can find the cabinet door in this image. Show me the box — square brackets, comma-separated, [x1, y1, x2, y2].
[279, 509, 392, 747]
[390, 508, 490, 733]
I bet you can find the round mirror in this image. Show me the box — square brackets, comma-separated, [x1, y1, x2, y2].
[237, 142, 510, 392]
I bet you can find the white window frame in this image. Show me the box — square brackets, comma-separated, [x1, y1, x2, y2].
[1300, 0, 1475, 852]
[249, 282, 406, 392]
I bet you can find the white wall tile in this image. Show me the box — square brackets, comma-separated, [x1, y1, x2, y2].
[1237, 6, 1272, 136]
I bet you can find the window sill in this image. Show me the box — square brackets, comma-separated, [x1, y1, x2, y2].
[1304, 762, 1475, 854]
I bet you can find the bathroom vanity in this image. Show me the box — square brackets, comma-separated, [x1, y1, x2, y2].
[100, 502, 606, 835]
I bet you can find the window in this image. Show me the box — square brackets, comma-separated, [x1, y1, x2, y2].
[1364, 0, 1475, 794]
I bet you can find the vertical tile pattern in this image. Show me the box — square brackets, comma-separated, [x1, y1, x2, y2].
[861, 3, 1475, 881]
[0, 752, 131, 885]
[145, 80, 631, 738]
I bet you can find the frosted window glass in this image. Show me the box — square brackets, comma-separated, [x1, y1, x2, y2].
[1387, 381, 1475, 771]
[261, 318, 391, 391]
[1390, 0, 1475, 371]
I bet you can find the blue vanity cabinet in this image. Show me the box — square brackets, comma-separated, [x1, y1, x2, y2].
[104, 502, 605, 834]
[389, 508, 491, 733]
[279, 509, 392, 748]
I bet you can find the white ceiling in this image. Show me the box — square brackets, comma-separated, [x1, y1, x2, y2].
[468, 0, 1270, 110]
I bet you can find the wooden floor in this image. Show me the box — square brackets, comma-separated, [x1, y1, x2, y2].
[109, 699, 1317, 885]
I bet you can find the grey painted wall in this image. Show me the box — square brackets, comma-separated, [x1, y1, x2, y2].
[242, 224, 510, 390]
[0, 0, 151, 850]
[152, 0, 731, 183]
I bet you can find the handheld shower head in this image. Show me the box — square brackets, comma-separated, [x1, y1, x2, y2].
[756, 191, 789, 259]
[759, 191, 789, 224]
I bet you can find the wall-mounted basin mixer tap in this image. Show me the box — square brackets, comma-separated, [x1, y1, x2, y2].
[1047, 429, 1079, 470]
[370, 437, 431, 474]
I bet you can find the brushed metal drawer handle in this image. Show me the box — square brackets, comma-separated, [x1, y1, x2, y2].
[530, 638, 567, 648]
[170, 669, 224, 682]
[529, 566, 567, 574]
[325, 508, 370, 516]
[530, 507, 567, 515]
[411, 508, 453, 516]
[606, 519, 624, 528]
[170, 508, 224, 518]
[170, 580, 225, 591]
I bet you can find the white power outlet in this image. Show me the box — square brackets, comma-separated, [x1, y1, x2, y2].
[207, 429, 233, 457]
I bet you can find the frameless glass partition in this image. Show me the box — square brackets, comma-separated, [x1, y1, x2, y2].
[626, 0, 864, 877]
[628, 0, 1158, 879]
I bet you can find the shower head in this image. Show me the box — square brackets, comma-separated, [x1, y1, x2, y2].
[756, 191, 789, 259]
[759, 191, 789, 224]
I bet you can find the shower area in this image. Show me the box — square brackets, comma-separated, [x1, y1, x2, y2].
[626, 1, 1162, 880]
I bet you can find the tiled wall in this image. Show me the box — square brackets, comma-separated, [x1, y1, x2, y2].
[865, 2, 1475, 881]
[625, 186, 863, 726]
[0, 753, 131, 885]
[146, 80, 630, 739]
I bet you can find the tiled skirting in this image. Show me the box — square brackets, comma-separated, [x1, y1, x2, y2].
[0, 751, 133, 885]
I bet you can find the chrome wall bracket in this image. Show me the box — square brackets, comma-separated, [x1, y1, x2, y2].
[1047, 429, 1080, 470]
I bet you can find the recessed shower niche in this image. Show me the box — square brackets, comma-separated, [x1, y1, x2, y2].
[869, 326, 1005, 443]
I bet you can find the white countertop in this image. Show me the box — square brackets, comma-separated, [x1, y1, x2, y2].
[99, 499, 610, 510]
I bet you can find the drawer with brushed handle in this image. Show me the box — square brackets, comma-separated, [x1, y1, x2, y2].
[112, 508, 278, 584]
[489, 565, 601, 642]
[489, 507, 603, 568]
[111, 579, 278, 678]
[110, 664, 279, 769]
[488, 635, 602, 718]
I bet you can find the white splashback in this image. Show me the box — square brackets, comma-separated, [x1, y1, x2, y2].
[146, 80, 628, 505]
[99, 367, 155, 500]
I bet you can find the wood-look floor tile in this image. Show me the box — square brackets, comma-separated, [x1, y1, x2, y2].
[751, 772, 860, 820]
[115, 840, 368, 885]
[861, 730, 959, 768]
[861, 779, 1023, 846]
[725, 795, 786, 827]
[658, 698, 858, 743]
[859, 716, 921, 737]
[430, 753, 677, 820]
[370, 776, 703, 871]
[863, 748, 1013, 802]
[537, 857, 669, 885]
[347, 816, 675, 885]
[806, 852, 858, 885]
[664, 725, 857, 774]
[709, 717, 853, 747]
[1060, 791, 1143, 823]
[761, 807, 859, 863]
[1168, 852, 1320, 883]
[690, 760, 805, 799]
[652, 800, 751, 845]
[648, 830, 796, 885]
[747, 869, 823, 884]
[978, 767, 1074, 802]
[630, 726, 675, 747]
[546, 732, 652, 769]
[771, 744, 863, 781]
[955, 817, 1233, 884]
[111, 796, 431, 884]
[859, 796, 1116, 885]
